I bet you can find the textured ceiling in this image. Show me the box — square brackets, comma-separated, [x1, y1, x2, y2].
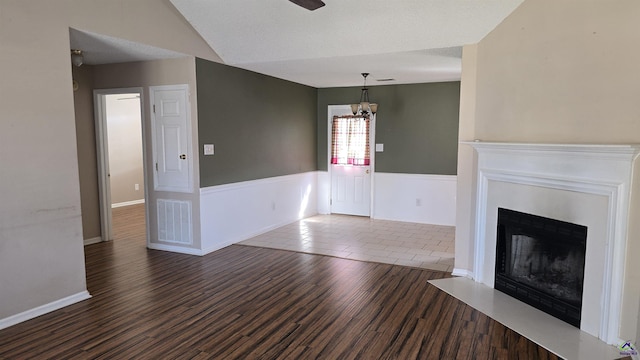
[68, 1, 524, 88]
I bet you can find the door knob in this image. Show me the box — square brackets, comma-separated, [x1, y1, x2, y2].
[180, 154, 186, 159]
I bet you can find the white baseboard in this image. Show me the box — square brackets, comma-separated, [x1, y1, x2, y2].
[201, 240, 236, 256]
[83, 236, 102, 246]
[147, 243, 205, 256]
[112, 199, 145, 208]
[201, 217, 305, 256]
[0, 291, 91, 331]
[451, 268, 474, 279]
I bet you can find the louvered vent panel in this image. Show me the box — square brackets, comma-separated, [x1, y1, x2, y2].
[157, 199, 192, 244]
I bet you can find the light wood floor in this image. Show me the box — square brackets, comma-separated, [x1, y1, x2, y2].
[112, 203, 146, 240]
[0, 205, 560, 359]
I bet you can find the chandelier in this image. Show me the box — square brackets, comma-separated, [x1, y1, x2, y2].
[350, 73, 378, 116]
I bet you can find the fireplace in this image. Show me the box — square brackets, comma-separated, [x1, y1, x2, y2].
[495, 208, 587, 327]
[462, 142, 640, 344]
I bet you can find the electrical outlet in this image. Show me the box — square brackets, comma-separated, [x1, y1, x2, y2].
[135, 183, 140, 191]
[204, 144, 215, 155]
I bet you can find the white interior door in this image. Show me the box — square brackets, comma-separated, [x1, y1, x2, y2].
[330, 115, 372, 216]
[331, 164, 371, 216]
[150, 85, 192, 193]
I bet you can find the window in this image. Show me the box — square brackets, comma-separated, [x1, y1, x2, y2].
[331, 115, 370, 166]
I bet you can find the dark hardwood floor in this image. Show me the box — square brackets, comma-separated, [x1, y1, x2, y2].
[0, 205, 560, 359]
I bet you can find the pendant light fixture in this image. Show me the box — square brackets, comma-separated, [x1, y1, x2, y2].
[351, 73, 378, 116]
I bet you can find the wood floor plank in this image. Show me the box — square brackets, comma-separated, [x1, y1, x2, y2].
[0, 204, 561, 359]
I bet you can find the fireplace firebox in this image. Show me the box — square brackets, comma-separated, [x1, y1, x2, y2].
[495, 208, 587, 328]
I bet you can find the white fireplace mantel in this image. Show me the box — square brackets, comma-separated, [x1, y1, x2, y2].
[462, 141, 640, 345]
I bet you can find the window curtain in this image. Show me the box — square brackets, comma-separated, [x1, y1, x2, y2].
[331, 115, 370, 166]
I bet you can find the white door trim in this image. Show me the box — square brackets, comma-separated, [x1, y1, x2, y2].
[326, 105, 376, 217]
[93, 87, 148, 242]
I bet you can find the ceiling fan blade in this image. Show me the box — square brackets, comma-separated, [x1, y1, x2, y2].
[289, 0, 325, 11]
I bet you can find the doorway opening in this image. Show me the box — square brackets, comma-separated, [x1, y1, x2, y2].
[94, 88, 148, 243]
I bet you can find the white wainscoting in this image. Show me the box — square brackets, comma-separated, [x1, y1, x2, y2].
[316, 171, 331, 214]
[199, 172, 318, 254]
[373, 173, 457, 226]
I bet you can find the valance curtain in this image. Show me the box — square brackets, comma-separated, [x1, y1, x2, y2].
[331, 115, 370, 166]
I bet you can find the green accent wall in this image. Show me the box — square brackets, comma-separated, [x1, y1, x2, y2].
[318, 82, 460, 174]
[196, 58, 317, 187]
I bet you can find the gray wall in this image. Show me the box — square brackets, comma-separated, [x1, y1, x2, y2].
[73, 65, 102, 240]
[196, 58, 318, 187]
[317, 82, 460, 174]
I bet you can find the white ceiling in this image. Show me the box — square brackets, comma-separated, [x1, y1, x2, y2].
[69, 28, 188, 66]
[70, 0, 524, 88]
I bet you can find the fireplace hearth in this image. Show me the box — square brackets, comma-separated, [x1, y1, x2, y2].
[495, 208, 587, 328]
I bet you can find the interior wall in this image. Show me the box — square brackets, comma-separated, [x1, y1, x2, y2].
[0, 1, 88, 320]
[474, 0, 640, 143]
[92, 57, 201, 250]
[68, 0, 221, 63]
[196, 58, 317, 187]
[105, 94, 144, 205]
[1, 0, 221, 323]
[317, 82, 460, 174]
[457, 0, 640, 342]
[453, 44, 478, 276]
[73, 65, 101, 240]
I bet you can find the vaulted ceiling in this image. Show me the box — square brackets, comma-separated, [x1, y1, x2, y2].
[71, 0, 525, 88]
